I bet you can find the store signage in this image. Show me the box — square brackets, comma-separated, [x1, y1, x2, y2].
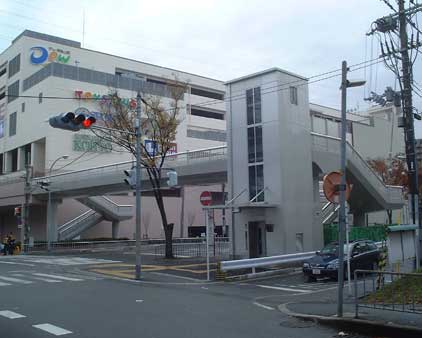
[145, 140, 177, 156]
[30, 46, 71, 65]
[74, 90, 137, 109]
[73, 134, 112, 153]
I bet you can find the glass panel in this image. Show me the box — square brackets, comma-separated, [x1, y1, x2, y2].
[246, 89, 254, 125]
[255, 126, 263, 162]
[254, 87, 261, 123]
[247, 127, 255, 163]
[249, 166, 256, 200]
[256, 165, 264, 202]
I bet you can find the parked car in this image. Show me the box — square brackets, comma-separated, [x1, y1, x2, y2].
[302, 240, 380, 282]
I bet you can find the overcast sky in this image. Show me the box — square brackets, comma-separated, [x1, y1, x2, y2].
[1, 0, 422, 135]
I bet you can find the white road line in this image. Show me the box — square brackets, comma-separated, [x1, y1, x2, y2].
[256, 284, 310, 293]
[32, 273, 83, 282]
[0, 310, 26, 319]
[33, 324, 72, 336]
[252, 302, 275, 311]
[135, 299, 144, 303]
[0, 276, 33, 284]
[0, 261, 35, 267]
[0, 282, 11, 286]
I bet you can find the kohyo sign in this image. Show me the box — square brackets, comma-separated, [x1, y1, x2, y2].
[30, 46, 71, 65]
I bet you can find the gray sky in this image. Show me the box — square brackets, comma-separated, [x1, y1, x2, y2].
[1, 0, 422, 135]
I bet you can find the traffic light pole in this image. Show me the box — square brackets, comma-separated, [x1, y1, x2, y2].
[135, 93, 142, 280]
[23, 165, 32, 253]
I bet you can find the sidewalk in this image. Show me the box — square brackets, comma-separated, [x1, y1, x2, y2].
[279, 300, 422, 338]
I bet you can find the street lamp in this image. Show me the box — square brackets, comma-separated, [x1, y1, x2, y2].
[46, 155, 69, 251]
[337, 61, 365, 318]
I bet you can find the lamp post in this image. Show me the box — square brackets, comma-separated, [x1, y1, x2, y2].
[338, 61, 365, 317]
[46, 155, 69, 251]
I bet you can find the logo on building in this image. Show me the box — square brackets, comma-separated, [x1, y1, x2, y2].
[30, 46, 71, 65]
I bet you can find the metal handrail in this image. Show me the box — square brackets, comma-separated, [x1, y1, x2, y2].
[311, 132, 403, 191]
[33, 145, 227, 181]
[58, 209, 97, 232]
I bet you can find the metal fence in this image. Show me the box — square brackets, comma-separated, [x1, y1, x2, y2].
[153, 239, 231, 258]
[354, 269, 422, 317]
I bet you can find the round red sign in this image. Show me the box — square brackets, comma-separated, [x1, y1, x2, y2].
[200, 191, 212, 206]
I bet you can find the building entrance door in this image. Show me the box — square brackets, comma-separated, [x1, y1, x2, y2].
[248, 221, 266, 258]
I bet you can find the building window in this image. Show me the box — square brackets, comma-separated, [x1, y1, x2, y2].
[0, 62, 6, 78]
[8, 54, 20, 78]
[0, 86, 5, 101]
[247, 87, 261, 125]
[39, 92, 43, 104]
[9, 112, 17, 136]
[290, 86, 298, 105]
[246, 86, 264, 202]
[21, 102, 25, 113]
[7, 80, 19, 103]
[191, 108, 224, 120]
[191, 87, 224, 100]
[247, 126, 263, 163]
[248, 164, 264, 201]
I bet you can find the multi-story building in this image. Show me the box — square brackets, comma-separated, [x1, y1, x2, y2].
[0, 30, 226, 241]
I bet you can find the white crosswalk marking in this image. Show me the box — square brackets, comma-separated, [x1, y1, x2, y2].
[0, 281, 11, 286]
[256, 284, 310, 293]
[33, 323, 72, 336]
[0, 276, 33, 284]
[12, 274, 62, 283]
[0, 310, 26, 319]
[32, 273, 83, 281]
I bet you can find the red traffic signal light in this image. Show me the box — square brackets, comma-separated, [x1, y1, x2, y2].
[82, 116, 96, 128]
[14, 206, 21, 216]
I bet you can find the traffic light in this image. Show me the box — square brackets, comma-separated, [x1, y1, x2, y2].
[124, 168, 137, 189]
[39, 179, 50, 191]
[49, 112, 96, 131]
[167, 171, 178, 187]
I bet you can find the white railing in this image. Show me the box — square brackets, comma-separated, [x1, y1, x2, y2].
[311, 133, 403, 206]
[221, 242, 384, 274]
[31, 145, 227, 187]
[58, 210, 103, 240]
[83, 196, 132, 217]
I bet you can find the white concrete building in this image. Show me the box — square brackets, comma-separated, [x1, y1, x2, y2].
[225, 68, 404, 258]
[0, 30, 227, 241]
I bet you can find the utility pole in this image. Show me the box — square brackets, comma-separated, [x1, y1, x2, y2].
[398, 0, 419, 227]
[369, 0, 422, 265]
[135, 93, 142, 280]
[23, 165, 32, 253]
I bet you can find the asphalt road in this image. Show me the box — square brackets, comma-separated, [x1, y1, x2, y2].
[0, 254, 370, 338]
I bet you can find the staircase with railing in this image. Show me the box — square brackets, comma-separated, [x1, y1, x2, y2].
[57, 196, 133, 240]
[58, 210, 104, 241]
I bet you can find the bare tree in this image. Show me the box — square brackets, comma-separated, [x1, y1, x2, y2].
[92, 79, 187, 258]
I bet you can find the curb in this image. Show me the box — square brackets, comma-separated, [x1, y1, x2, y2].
[278, 303, 422, 338]
[225, 267, 302, 282]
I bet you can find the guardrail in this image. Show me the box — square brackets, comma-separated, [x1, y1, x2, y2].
[354, 269, 422, 316]
[221, 241, 385, 274]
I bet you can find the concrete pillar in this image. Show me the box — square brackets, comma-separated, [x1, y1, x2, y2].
[47, 198, 60, 242]
[112, 220, 120, 239]
[17, 147, 25, 171]
[353, 212, 366, 227]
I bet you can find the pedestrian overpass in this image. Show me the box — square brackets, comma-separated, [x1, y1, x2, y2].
[0, 132, 404, 240]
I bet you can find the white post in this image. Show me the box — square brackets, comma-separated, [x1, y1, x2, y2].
[205, 208, 210, 281]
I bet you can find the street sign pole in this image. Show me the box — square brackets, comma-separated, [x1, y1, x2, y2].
[205, 208, 210, 281]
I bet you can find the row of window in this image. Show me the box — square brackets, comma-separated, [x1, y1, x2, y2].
[191, 107, 225, 120]
[0, 54, 21, 81]
[247, 87, 264, 202]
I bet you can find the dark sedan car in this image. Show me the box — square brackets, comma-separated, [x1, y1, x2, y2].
[303, 240, 380, 282]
